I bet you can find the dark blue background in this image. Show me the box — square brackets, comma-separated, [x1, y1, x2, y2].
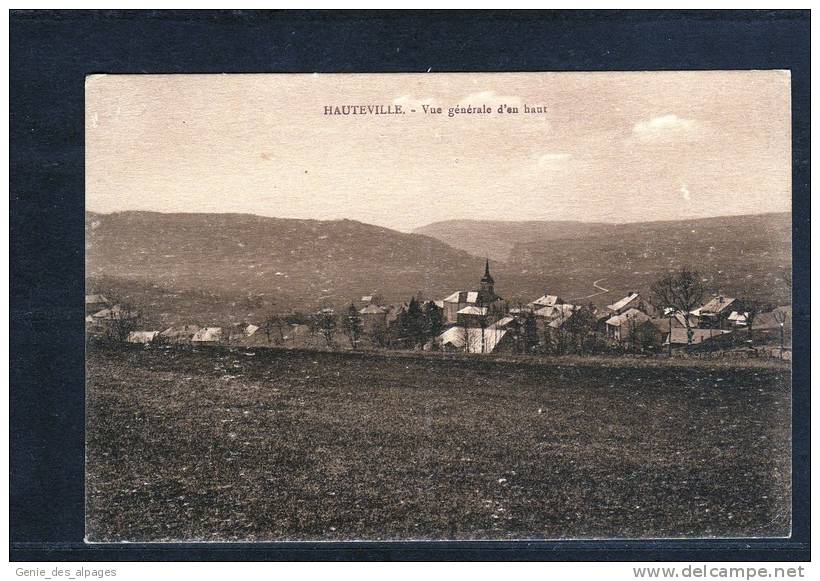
[9, 10, 810, 561]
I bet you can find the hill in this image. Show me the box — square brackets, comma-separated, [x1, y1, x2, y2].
[87, 211, 792, 327]
[86, 211, 489, 321]
[416, 213, 792, 306]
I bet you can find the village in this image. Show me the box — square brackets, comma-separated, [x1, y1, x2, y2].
[85, 260, 792, 360]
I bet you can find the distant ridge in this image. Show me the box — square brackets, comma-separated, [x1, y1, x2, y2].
[413, 213, 791, 262]
[86, 210, 792, 327]
[414, 219, 613, 261]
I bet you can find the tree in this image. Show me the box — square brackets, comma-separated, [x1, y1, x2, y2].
[369, 315, 390, 348]
[650, 267, 705, 351]
[551, 306, 573, 355]
[403, 297, 426, 348]
[102, 302, 141, 344]
[313, 309, 337, 347]
[477, 308, 489, 354]
[541, 319, 553, 354]
[423, 301, 444, 342]
[628, 319, 662, 353]
[458, 324, 470, 354]
[504, 316, 523, 354]
[342, 303, 363, 349]
[260, 312, 286, 344]
[523, 311, 539, 354]
[565, 304, 596, 354]
[389, 306, 407, 347]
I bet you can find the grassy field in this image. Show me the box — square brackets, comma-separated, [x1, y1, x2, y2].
[86, 345, 791, 541]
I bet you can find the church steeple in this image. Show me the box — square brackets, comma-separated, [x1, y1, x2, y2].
[480, 258, 495, 300]
[482, 258, 494, 284]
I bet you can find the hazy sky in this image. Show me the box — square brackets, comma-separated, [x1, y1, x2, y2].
[86, 71, 791, 232]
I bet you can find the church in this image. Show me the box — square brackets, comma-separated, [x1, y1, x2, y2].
[441, 260, 503, 324]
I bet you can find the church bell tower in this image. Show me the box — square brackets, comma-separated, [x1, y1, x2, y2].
[479, 258, 496, 302]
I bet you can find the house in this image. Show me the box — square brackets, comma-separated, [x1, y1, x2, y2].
[86, 304, 139, 336]
[226, 323, 260, 342]
[727, 311, 749, 327]
[753, 306, 792, 331]
[528, 294, 564, 310]
[438, 326, 467, 351]
[672, 311, 696, 328]
[89, 304, 137, 322]
[126, 330, 159, 344]
[656, 309, 698, 329]
[160, 324, 201, 344]
[359, 303, 389, 333]
[547, 315, 571, 330]
[438, 326, 512, 354]
[241, 322, 313, 347]
[534, 303, 574, 321]
[632, 318, 669, 349]
[361, 294, 384, 306]
[441, 260, 503, 324]
[384, 304, 403, 326]
[664, 327, 731, 347]
[607, 292, 655, 316]
[491, 315, 517, 329]
[443, 291, 477, 323]
[529, 303, 577, 344]
[697, 296, 748, 329]
[605, 308, 651, 341]
[751, 306, 792, 347]
[192, 327, 223, 343]
[285, 323, 312, 342]
[457, 305, 489, 327]
[85, 294, 110, 315]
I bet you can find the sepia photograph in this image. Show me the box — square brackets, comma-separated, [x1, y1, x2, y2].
[83, 71, 793, 542]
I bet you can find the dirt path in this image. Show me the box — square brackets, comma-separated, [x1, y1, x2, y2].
[572, 278, 611, 301]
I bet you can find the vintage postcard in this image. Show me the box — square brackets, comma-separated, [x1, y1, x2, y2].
[84, 72, 792, 541]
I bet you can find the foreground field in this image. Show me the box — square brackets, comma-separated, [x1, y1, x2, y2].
[86, 346, 791, 541]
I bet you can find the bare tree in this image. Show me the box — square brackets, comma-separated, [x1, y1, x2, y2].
[100, 300, 141, 344]
[650, 267, 705, 350]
